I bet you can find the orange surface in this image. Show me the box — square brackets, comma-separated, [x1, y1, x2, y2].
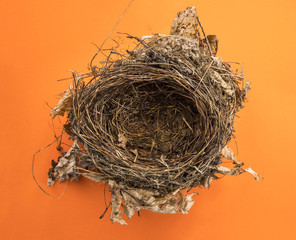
[1, 0, 296, 239]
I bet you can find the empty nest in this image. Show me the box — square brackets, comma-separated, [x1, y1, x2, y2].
[46, 7, 256, 224]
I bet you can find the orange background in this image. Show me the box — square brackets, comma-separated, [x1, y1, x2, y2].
[1, 0, 295, 239]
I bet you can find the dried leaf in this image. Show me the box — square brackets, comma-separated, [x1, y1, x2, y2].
[109, 181, 127, 225]
[220, 146, 262, 180]
[212, 72, 235, 97]
[243, 81, 251, 96]
[244, 167, 263, 180]
[50, 84, 73, 119]
[214, 165, 262, 180]
[200, 175, 213, 188]
[47, 140, 79, 186]
[221, 145, 241, 164]
[203, 35, 218, 56]
[118, 133, 128, 149]
[170, 6, 199, 39]
[215, 165, 243, 176]
[108, 180, 195, 225]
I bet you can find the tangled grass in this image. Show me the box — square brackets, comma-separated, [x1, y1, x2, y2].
[66, 33, 247, 195]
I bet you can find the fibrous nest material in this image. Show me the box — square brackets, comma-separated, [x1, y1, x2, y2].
[47, 7, 259, 225]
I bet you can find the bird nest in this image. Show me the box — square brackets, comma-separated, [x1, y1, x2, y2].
[46, 7, 258, 225]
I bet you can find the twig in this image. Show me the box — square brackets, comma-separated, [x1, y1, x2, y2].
[89, 0, 135, 70]
[32, 134, 68, 199]
[196, 14, 213, 56]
